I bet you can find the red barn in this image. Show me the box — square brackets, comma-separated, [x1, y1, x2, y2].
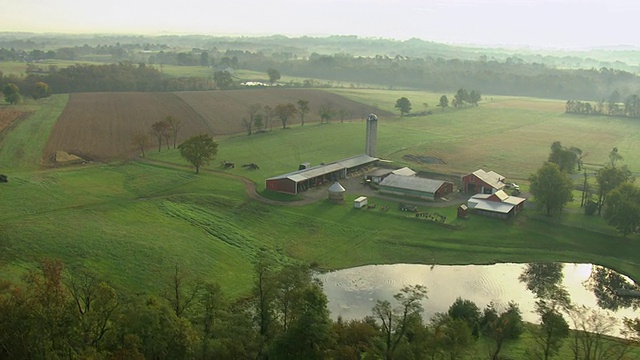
[461, 169, 506, 194]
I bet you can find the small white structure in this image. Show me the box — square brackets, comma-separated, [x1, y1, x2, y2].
[354, 196, 368, 209]
[328, 181, 346, 203]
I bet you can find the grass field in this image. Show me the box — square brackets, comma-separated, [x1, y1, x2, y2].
[1, 88, 640, 298]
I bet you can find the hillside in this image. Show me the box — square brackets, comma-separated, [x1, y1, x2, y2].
[43, 88, 393, 162]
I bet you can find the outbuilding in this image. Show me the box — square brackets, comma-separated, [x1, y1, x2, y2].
[467, 190, 526, 219]
[378, 174, 453, 201]
[354, 196, 368, 208]
[328, 182, 346, 203]
[266, 154, 379, 195]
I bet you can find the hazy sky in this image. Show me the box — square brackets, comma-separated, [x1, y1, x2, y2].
[2, 0, 638, 49]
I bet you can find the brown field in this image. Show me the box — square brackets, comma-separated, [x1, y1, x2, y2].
[0, 108, 29, 133]
[44, 89, 390, 162]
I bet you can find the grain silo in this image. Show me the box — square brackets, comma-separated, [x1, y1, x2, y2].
[328, 181, 346, 203]
[365, 113, 378, 157]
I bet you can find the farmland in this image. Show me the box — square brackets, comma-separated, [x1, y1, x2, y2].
[42, 89, 392, 162]
[1, 87, 640, 298]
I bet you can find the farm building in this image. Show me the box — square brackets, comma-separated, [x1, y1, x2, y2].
[328, 182, 346, 203]
[461, 169, 506, 194]
[265, 154, 379, 195]
[378, 174, 454, 201]
[365, 166, 417, 184]
[467, 190, 526, 219]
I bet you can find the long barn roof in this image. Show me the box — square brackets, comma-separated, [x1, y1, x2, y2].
[267, 154, 378, 182]
[379, 174, 447, 194]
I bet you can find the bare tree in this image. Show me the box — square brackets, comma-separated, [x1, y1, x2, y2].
[165, 116, 183, 148]
[151, 120, 170, 152]
[163, 264, 202, 318]
[131, 133, 149, 157]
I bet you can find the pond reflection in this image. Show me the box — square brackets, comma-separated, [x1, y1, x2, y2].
[318, 263, 638, 334]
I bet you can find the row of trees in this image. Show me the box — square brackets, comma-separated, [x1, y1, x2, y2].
[393, 88, 482, 117]
[566, 92, 640, 119]
[241, 100, 356, 135]
[2, 258, 635, 360]
[2, 81, 51, 104]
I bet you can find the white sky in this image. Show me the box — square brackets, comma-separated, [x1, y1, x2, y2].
[1, 0, 638, 49]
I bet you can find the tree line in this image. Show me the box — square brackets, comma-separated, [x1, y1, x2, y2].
[566, 92, 640, 119]
[1, 258, 636, 360]
[4, 42, 640, 99]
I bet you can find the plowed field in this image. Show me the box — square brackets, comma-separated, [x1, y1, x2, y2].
[44, 89, 390, 162]
[0, 108, 29, 133]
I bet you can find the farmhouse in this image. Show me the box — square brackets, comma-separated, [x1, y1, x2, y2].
[265, 154, 378, 195]
[461, 169, 506, 194]
[467, 190, 526, 219]
[378, 174, 453, 201]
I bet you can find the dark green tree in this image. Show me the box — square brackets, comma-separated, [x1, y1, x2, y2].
[297, 99, 310, 126]
[481, 302, 523, 360]
[454, 88, 470, 107]
[3, 83, 22, 104]
[447, 297, 481, 338]
[213, 70, 233, 89]
[438, 95, 449, 110]
[468, 90, 481, 106]
[267, 68, 281, 85]
[595, 164, 632, 215]
[529, 162, 574, 216]
[177, 134, 218, 173]
[603, 182, 640, 236]
[394, 97, 412, 117]
[534, 302, 570, 360]
[548, 141, 579, 173]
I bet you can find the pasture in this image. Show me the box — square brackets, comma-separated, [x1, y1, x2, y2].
[1, 88, 640, 298]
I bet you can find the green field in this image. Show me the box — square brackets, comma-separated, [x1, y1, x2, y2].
[1, 89, 640, 300]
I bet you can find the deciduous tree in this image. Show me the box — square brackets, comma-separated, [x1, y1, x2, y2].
[438, 95, 449, 110]
[274, 103, 297, 129]
[165, 115, 182, 148]
[394, 97, 411, 117]
[267, 68, 281, 85]
[603, 182, 640, 237]
[481, 302, 523, 360]
[529, 162, 574, 216]
[318, 102, 336, 124]
[213, 70, 233, 89]
[178, 134, 218, 173]
[31, 81, 51, 99]
[595, 164, 632, 215]
[3, 83, 22, 104]
[372, 284, 428, 360]
[297, 100, 310, 126]
[131, 133, 149, 157]
[150, 120, 170, 152]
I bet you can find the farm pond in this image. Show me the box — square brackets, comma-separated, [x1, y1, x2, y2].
[318, 263, 640, 335]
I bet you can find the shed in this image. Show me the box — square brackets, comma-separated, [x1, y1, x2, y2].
[457, 204, 468, 219]
[354, 196, 368, 209]
[328, 182, 346, 203]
